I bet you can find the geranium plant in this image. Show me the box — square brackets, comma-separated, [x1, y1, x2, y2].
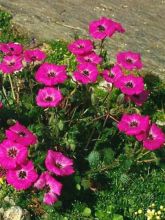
[0, 14, 164, 219]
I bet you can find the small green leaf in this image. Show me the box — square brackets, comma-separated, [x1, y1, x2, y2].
[112, 214, 124, 220]
[82, 207, 91, 217]
[87, 151, 100, 167]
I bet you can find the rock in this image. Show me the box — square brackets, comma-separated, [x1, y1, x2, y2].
[3, 206, 30, 220]
[0, 0, 165, 81]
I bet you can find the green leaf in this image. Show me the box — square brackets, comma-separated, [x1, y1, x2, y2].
[102, 148, 114, 164]
[58, 120, 64, 131]
[82, 207, 91, 217]
[87, 151, 100, 167]
[81, 178, 91, 190]
[112, 214, 124, 220]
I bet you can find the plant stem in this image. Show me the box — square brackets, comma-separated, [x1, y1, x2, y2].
[2, 85, 10, 106]
[8, 75, 16, 101]
[100, 38, 106, 55]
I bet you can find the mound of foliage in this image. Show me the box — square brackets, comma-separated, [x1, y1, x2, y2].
[0, 10, 165, 220]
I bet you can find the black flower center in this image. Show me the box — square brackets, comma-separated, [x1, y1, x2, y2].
[56, 163, 62, 169]
[148, 134, 154, 140]
[130, 121, 138, 127]
[83, 70, 89, 76]
[18, 131, 26, 137]
[9, 61, 15, 66]
[31, 56, 36, 61]
[85, 58, 91, 62]
[126, 58, 133, 63]
[132, 94, 140, 99]
[98, 25, 105, 32]
[108, 72, 115, 78]
[45, 96, 53, 102]
[77, 45, 84, 49]
[10, 47, 14, 51]
[8, 148, 17, 158]
[126, 82, 134, 88]
[48, 71, 56, 77]
[45, 184, 51, 193]
[19, 170, 27, 179]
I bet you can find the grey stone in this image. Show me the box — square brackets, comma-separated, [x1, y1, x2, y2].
[3, 206, 30, 220]
[0, 0, 165, 81]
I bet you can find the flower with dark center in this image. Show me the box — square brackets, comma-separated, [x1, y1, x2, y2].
[68, 39, 94, 55]
[118, 114, 150, 136]
[6, 121, 37, 147]
[45, 150, 75, 176]
[117, 51, 143, 70]
[35, 63, 67, 86]
[115, 74, 144, 95]
[142, 123, 165, 151]
[36, 87, 63, 108]
[24, 49, 46, 63]
[6, 161, 38, 190]
[0, 139, 28, 169]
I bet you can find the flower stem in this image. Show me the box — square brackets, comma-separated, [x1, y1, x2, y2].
[8, 75, 16, 101]
[100, 38, 106, 55]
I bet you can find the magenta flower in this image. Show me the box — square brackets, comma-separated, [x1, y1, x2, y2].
[142, 124, 165, 151]
[102, 64, 123, 85]
[117, 51, 143, 70]
[76, 52, 102, 65]
[73, 63, 99, 84]
[0, 139, 28, 169]
[24, 49, 46, 63]
[89, 17, 125, 40]
[126, 90, 149, 106]
[68, 39, 94, 55]
[0, 42, 23, 55]
[5, 121, 38, 147]
[0, 55, 23, 74]
[118, 114, 150, 136]
[115, 74, 144, 95]
[6, 161, 38, 190]
[34, 172, 62, 205]
[45, 150, 74, 176]
[35, 63, 67, 86]
[36, 87, 63, 108]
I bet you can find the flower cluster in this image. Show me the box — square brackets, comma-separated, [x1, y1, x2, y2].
[103, 50, 149, 106]
[35, 150, 74, 205]
[34, 62, 67, 108]
[68, 39, 100, 84]
[67, 18, 124, 85]
[118, 114, 165, 150]
[0, 121, 74, 205]
[0, 42, 46, 74]
[0, 122, 38, 190]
